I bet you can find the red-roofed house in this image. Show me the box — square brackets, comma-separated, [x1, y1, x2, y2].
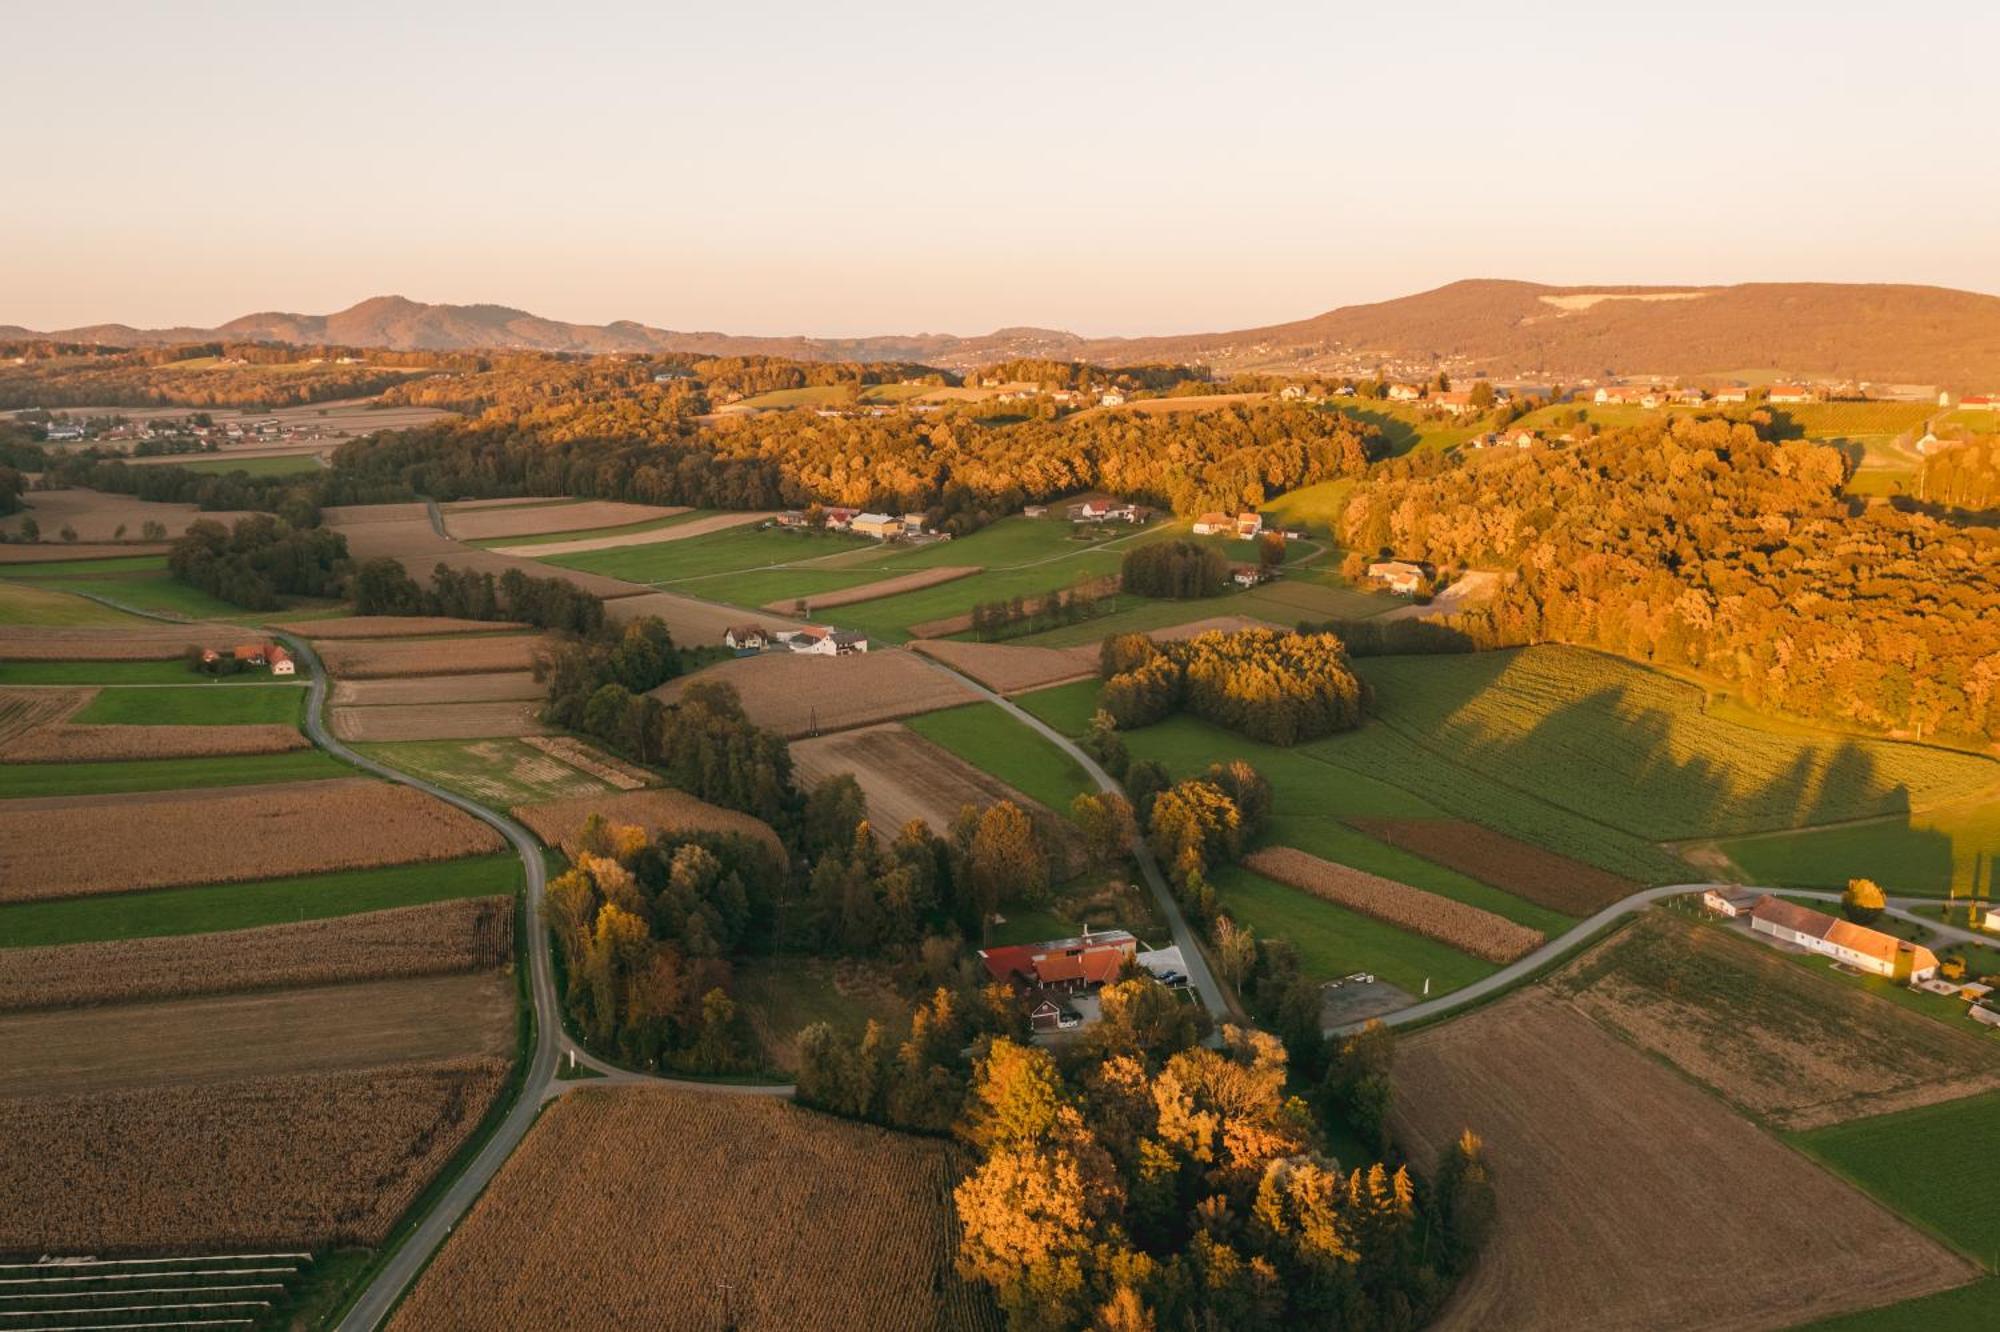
[1191, 512, 1232, 536]
[1961, 395, 2000, 411]
[1748, 895, 1938, 982]
[1768, 385, 1818, 404]
[980, 928, 1138, 996]
[267, 645, 295, 676]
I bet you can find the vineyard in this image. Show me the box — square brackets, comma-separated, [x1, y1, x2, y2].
[388, 1087, 1000, 1332]
[1346, 818, 1639, 914]
[0, 896, 513, 1011]
[1244, 846, 1544, 963]
[0, 1057, 509, 1250]
[1780, 401, 1934, 439]
[0, 778, 504, 901]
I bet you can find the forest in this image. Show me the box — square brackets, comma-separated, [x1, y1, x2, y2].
[166, 516, 348, 610]
[1340, 414, 2000, 740]
[0, 344, 436, 408]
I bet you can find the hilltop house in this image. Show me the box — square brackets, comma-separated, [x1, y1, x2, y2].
[1366, 560, 1431, 595]
[1747, 895, 1939, 982]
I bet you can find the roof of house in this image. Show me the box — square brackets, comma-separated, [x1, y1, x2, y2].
[1749, 894, 1836, 939]
[727, 624, 767, 638]
[232, 642, 266, 660]
[1196, 512, 1230, 526]
[1751, 895, 1937, 971]
[980, 929, 1138, 986]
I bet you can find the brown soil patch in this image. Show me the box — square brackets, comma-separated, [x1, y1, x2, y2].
[1390, 989, 1975, 1332]
[911, 638, 1098, 694]
[0, 896, 513, 1012]
[442, 500, 690, 541]
[496, 509, 769, 557]
[761, 565, 981, 613]
[0, 488, 261, 542]
[288, 615, 530, 638]
[515, 787, 785, 863]
[323, 506, 651, 601]
[0, 542, 170, 563]
[521, 735, 653, 790]
[0, 685, 90, 742]
[604, 588, 808, 646]
[1349, 817, 1637, 915]
[0, 971, 514, 1097]
[653, 649, 980, 737]
[388, 1086, 999, 1332]
[0, 1056, 509, 1251]
[0, 624, 218, 659]
[332, 700, 547, 741]
[1145, 613, 1289, 642]
[1553, 912, 2000, 1129]
[332, 671, 545, 706]
[0, 777, 504, 902]
[0, 720, 308, 761]
[1244, 846, 1543, 963]
[317, 633, 546, 679]
[908, 610, 974, 638]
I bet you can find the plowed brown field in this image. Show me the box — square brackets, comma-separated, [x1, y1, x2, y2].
[760, 565, 980, 612]
[0, 720, 308, 761]
[652, 649, 979, 737]
[0, 488, 261, 542]
[1389, 989, 1973, 1332]
[389, 1087, 1000, 1332]
[911, 639, 1098, 694]
[443, 500, 689, 541]
[0, 624, 214, 659]
[316, 634, 546, 679]
[289, 615, 530, 638]
[331, 700, 547, 741]
[1349, 817, 1637, 914]
[0, 542, 170, 563]
[1244, 846, 1543, 963]
[0, 686, 89, 741]
[0, 778, 503, 901]
[332, 671, 545, 706]
[515, 788, 784, 863]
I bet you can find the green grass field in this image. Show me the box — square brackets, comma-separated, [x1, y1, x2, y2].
[14, 571, 245, 619]
[1329, 403, 1486, 457]
[1017, 678, 1102, 737]
[0, 659, 260, 685]
[0, 581, 150, 625]
[1261, 477, 1357, 536]
[1211, 864, 1496, 995]
[904, 702, 1097, 815]
[0, 749, 351, 798]
[730, 384, 857, 411]
[1788, 1092, 2000, 1263]
[351, 738, 619, 808]
[0, 853, 521, 948]
[70, 683, 306, 725]
[1798, 1281, 2000, 1331]
[0, 554, 171, 576]
[542, 524, 874, 584]
[173, 454, 325, 476]
[1718, 796, 2000, 899]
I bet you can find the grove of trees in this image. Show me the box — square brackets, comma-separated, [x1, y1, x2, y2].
[1099, 629, 1367, 745]
[1120, 538, 1228, 598]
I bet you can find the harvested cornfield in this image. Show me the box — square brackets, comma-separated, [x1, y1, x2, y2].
[322, 506, 651, 601]
[0, 686, 90, 742]
[0, 1056, 510, 1251]
[0, 778, 504, 902]
[390, 1087, 999, 1332]
[1147, 614, 1289, 642]
[515, 787, 785, 863]
[760, 565, 981, 612]
[604, 589, 808, 647]
[1244, 846, 1545, 963]
[494, 508, 769, 556]
[0, 488, 260, 542]
[1349, 817, 1637, 914]
[1389, 990, 1974, 1331]
[0, 720, 308, 762]
[651, 650, 980, 737]
[332, 701, 547, 741]
[0, 971, 515, 1097]
[0, 624, 209, 659]
[289, 615, 530, 639]
[1553, 912, 2000, 1129]
[442, 500, 688, 541]
[911, 639, 1098, 694]
[316, 634, 546, 679]
[0, 541, 170, 563]
[907, 610, 975, 638]
[333, 671, 545, 706]
[0, 897, 513, 1012]
[521, 735, 653, 790]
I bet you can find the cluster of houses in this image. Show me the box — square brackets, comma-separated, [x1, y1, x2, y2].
[773, 509, 935, 542]
[978, 927, 1189, 1033]
[1191, 511, 1267, 539]
[722, 623, 868, 656]
[199, 641, 295, 675]
[39, 413, 336, 450]
[1466, 427, 1544, 451]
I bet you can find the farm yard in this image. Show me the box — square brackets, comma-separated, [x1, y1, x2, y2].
[387, 1087, 999, 1332]
[652, 649, 982, 737]
[1388, 988, 1977, 1332]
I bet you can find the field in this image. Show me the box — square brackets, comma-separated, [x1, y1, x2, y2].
[332, 699, 547, 740]
[602, 587, 810, 646]
[0, 896, 512, 1011]
[1347, 818, 1638, 915]
[1789, 1091, 2000, 1262]
[355, 737, 620, 807]
[515, 786, 786, 862]
[0, 777, 504, 901]
[1243, 846, 1544, 963]
[0, 542, 170, 564]
[0, 657, 256, 684]
[761, 563, 981, 612]
[652, 649, 981, 737]
[440, 499, 689, 541]
[9, 565, 251, 619]
[333, 670, 544, 706]
[0, 748, 349, 798]
[904, 702, 1096, 814]
[0, 579, 145, 624]
[0, 970, 514, 1096]
[291, 615, 529, 638]
[0, 488, 261, 542]
[173, 451, 326, 475]
[1554, 913, 2000, 1128]
[522, 735, 652, 788]
[1, 719, 309, 761]
[324, 504, 651, 602]
[0, 1056, 509, 1251]
[1388, 988, 1976, 1331]
[0, 684, 88, 740]
[491, 508, 769, 556]
[734, 956, 913, 1074]
[542, 521, 873, 584]
[0, 853, 522, 948]
[316, 634, 547, 678]
[70, 681, 304, 724]
[387, 1086, 1000, 1332]
[911, 638, 1099, 693]
[1801, 1282, 2000, 1331]
[0, 622, 218, 660]
[1716, 795, 2000, 898]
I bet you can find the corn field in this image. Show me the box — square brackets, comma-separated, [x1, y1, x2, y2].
[1246, 845, 1546, 963]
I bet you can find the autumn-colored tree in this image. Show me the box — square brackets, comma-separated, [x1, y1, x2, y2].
[968, 800, 1049, 912]
[1070, 790, 1137, 866]
[1842, 876, 1887, 923]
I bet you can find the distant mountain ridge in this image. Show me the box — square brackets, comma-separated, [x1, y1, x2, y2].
[10, 279, 2000, 385]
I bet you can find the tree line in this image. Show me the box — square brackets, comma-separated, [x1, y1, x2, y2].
[968, 575, 1119, 641]
[166, 516, 347, 611]
[352, 557, 607, 634]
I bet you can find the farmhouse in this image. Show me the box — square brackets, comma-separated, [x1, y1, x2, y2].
[1713, 386, 1749, 404]
[268, 646, 296, 676]
[1366, 560, 1431, 595]
[786, 626, 869, 656]
[723, 625, 769, 651]
[1430, 390, 1477, 415]
[1960, 394, 2000, 411]
[850, 512, 902, 540]
[980, 928, 1139, 1013]
[1099, 391, 1127, 407]
[233, 642, 269, 667]
[1235, 512, 1264, 538]
[1594, 386, 1657, 406]
[1983, 907, 2000, 934]
[1767, 384, 1818, 404]
[1231, 565, 1266, 588]
[1191, 512, 1233, 536]
[1747, 895, 1939, 982]
[822, 507, 859, 532]
[1702, 887, 1763, 918]
[775, 510, 811, 529]
[1386, 383, 1423, 402]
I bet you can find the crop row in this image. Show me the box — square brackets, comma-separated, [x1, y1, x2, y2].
[1244, 845, 1546, 963]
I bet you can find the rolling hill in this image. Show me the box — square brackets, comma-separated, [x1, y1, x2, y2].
[10, 280, 2000, 385]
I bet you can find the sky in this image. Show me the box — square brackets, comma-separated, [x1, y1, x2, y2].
[6, 0, 1999, 337]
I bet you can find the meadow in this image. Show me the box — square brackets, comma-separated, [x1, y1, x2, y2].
[0, 581, 147, 625]
[353, 737, 620, 807]
[174, 453, 325, 476]
[1789, 1092, 2000, 1261]
[903, 702, 1097, 816]
[0, 659, 264, 684]
[72, 682, 305, 725]
[10, 567, 245, 619]
[1801, 1281, 2000, 1331]
[1718, 796, 2000, 898]
[0, 748, 349, 798]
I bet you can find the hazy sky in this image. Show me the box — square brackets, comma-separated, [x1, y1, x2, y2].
[6, 1, 1998, 336]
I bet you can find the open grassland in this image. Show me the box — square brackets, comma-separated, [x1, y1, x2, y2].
[0, 579, 147, 625]
[14, 568, 250, 619]
[0, 1056, 509, 1252]
[904, 702, 1097, 815]
[911, 638, 1098, 693]
[1390, 989, 1976, 1332]
[516, 787, 786, 863]
[1, 658, 247, 684]
[1789, 1092, 2000, 1263]
[388, 1087, 999, 1332]
[653, 649, 981, 737]
[1210, 864, 1495, 995]
[0, 853, 522, 948]
[1800, 1281, 2000, 1332]
[1554, 913, 2000, 1129]
[1244, 846, 1544, 963]
[289, 614, 529, 638]
[0, 748, 348, 797]
[332, 699, 548, 741]
[0, 778, 504, 902]
[356, 737, 620, 807]
[0, 896, 512, 1011]
[0, 488, 262, 543]
[71, 682, 304, 724]
[1347, 818, 1638, 915]
[441, 499, 689, 541]
[1, 720, 309, 762]
[1262, 475, 1359, 534]
[488, 508, 767, 555]
[173, 451, 326, 476]
[333, 670, 544, 706]
[1716, 796, 2000, 899]
[317, 634, 546, 679]
[1353, 647, 2000, 840]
